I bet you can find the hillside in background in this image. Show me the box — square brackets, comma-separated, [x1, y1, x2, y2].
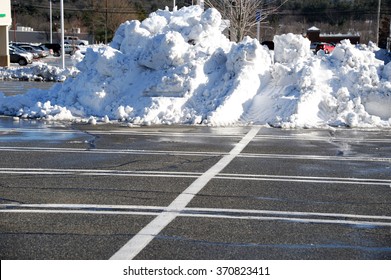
[11, 0, 391, 45]
[275, 0, 391, 45]
[11, 0, 179, 43]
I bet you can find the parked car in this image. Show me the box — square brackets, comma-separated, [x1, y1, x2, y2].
[40, 43, 61, 56]
[32, 45, 51, 57]
[16, 44, 49, 58]
[314, 42, 335, 54]
[64, 44, 80, 55]
[310, 41, 321, 51]
[9, 48, 33, 66]
[9, 45, 34, 62]
[64, 36, 88, 46]
[261, 41, 274, 50]
[12, 44, 39, 59]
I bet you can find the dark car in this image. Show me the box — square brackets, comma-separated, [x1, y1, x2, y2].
[9, 44, 34, 61]
[261, 41, 274, 50]
[9, 48, 33, 66]
[40, 43, 61, 56]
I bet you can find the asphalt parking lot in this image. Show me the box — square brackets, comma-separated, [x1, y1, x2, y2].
[0, 118, 390, 259]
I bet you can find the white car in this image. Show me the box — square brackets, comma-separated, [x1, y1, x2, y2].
[64, 36, 89, 46]
[63, 44, 80, 55]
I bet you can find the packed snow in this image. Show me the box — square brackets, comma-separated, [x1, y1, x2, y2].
[0, 5, 390, 128]
[0, 62, 79, 82]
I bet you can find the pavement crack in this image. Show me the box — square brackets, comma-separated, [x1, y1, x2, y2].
[0, 197, 24, 204]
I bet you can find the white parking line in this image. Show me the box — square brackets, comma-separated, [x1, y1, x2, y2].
[0, 168, 390, 186]
[253, 134, 391, 143]
[2, 203, 391, 227]
[0, 146, 225, 157]
[4, 128, 391, 143]
[0, 168, 201, 178]
[215, 173, 391, 186]
[0, 146, 390, 163]
[238, 153, 391, 162]
[109, 127, 261, 260]
[0, 128, 244, 138]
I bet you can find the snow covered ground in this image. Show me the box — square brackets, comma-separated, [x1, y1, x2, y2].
[0, 62, 79, 82]
[0, 5, 390, 128]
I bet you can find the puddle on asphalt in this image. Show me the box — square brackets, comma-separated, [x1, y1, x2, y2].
[0, 81, 87, 143]
[0, 116, 86, 143]
[0, 80, 54, 96]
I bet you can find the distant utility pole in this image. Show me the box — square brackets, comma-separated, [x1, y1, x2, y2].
[60, 0, 65, 69]
[49, 0, 52, 43]
[376, 0, 381, 45]
[388, 18, 391, 51]
[256, 10, 261, 41]
[12, 1, 16, 42]
[105, 0, 108, 44]
[197, 0, 204, 9]
[91, 0, 95, 44]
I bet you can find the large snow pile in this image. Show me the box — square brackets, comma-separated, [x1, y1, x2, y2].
[0, 5, 390, 127]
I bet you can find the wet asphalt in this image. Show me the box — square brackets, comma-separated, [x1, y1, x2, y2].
[0, 117, 390, 260]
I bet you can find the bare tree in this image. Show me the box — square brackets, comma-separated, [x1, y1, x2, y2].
[92, 0, 140, 43]
[204, 0, 288, 42]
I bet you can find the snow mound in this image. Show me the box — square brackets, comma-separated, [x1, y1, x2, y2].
[0, 5, 390, 128]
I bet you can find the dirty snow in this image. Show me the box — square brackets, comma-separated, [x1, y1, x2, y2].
[0, 5, 390, 128]
[0, 62, 79, 82]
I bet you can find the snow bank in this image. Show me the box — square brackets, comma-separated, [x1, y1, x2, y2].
[258, 38, 391, 128]
[0, 62, 79, 82]
[0, 5, 390, 128]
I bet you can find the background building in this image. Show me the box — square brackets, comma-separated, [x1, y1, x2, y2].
[306, 26, 360, 45]
[0, 0, 12, 66]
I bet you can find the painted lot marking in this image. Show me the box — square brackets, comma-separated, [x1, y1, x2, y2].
[1, 167, 390, 186]
[0, 146, 225, 157]
[0, 146, 390, 163]
[0, 168, 390, 186]
[109, 126, 260, 260]
[216, 173, 391, 186]
[0, 128, 245, 139]
[2, 203, 391, 228]
[238, 153, 391, 162]
[4, 127, 391, 143]
[253, 134, 391, 143]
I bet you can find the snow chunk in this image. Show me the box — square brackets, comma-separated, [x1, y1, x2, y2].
[274, 33, 311, 64]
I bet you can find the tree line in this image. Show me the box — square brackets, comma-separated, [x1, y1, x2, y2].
[12, 0, 391, 44]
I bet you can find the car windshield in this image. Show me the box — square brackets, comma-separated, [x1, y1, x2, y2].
[11, 45, 28, 53]
[21, 45, 39, 51]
